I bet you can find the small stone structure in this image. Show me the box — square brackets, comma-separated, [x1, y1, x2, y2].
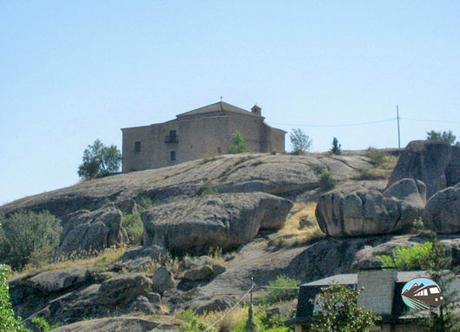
[121, 101, 286, 172]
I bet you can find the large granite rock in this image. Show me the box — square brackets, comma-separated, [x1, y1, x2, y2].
[113, 245, 169, 272]
[425, 184, 460, 233]
[152, 267, 176, 294]
[316, 178, 426, 237]
[27, 267, 89, 294]
[388, 140, 460, 197]
[59, 206, 127, 255]
[97, 273, 152, 305]
[142, 192, 293, 253]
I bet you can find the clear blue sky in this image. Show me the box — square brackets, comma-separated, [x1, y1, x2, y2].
[1, 1, 459, 204]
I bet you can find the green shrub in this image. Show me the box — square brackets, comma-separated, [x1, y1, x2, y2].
[122, 212, 143, 246]
[365, 147, 388, 166]
[377, 242, 433, 271]
[233, 309, 290, 332]
[0, 211, 62, 270]
[319, 172, 336, 191]
[262, 275, 299, 304]
[139, 196, 155, 209]
[426, 130, 458, 145]
[198, 183, 218, 196]
[330, 137, 342, 155]
[353, 167, 386, 180]
[0, 264, 28, 332]
[177, 310, 214, 332]
[31, 316, 51, 332]
[229, 131, 247, 154]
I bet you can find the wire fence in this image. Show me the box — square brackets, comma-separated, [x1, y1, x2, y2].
[204, 281, 301, 330]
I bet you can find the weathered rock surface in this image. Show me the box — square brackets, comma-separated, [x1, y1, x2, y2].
[142, 192, 293, 253]
[113, 245, 169, 272]
[152, 267, 175, 294]
[183, 265, 215, 281]
[50, 316, 179, 332]
[316, 178, 426, 237]
[425, 184, 460, 233]
[59, 206, 127, 255]
[97, 273, 152, 305]
[190, 296, 235, 314]
[1, 153, 371, 218]
[0, 153, 373, 255]
[27, 267, 89, 294]
[388, 140, 460, 197]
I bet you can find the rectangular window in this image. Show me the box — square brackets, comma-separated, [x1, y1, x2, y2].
[170, 150, 176, 161]
[217, 147, 222, 153]
[134, 141, 141, 153]
[169, 130, 177, 137]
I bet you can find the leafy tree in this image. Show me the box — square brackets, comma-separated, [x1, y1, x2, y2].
[290, 128, 312, 155]
[78, 139, 122, 179]
[330, 137, 342, 155]
[0, 265, 28, 332]
[426, 130, 458, 145]
[0, 211, 62, 270]
[309, 284, 380, 332]
[228, 131, 247, 154]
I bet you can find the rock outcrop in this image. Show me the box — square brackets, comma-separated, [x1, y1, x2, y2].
[388, 140, 460, 197]
[113, 245, 169, 272]
[96, 273, 152, 305]
[152, 267, 176, 294]
[316, 178, 426, 237]
[424, 184, 460, 233]
[59, 207, 127, 255]
[0, 153, 373, 255]
[142, 192, 293, 253]
[26, 267, 89, 294]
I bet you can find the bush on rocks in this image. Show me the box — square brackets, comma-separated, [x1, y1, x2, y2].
[0, 211, 62, 270]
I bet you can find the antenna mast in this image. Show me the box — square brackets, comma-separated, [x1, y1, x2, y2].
[396, 105, 401, 149]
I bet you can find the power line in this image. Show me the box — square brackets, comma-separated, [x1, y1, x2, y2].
[397, 105, 401, 149]
[400, 117, 460, 125]
[267, 117, 460, 129]
[266, 118, 396, 128]
[204, 287, 252, 332]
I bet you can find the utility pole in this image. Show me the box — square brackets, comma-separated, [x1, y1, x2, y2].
[396, 105, 401, 149]
[247, 277, 255, 331]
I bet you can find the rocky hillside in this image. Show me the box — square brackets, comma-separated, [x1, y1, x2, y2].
[1, 153, 375, 255]
[3, 142, 460, 331]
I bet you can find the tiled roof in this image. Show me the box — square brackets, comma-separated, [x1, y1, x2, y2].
[176, 101, 259, 118]
[303, 273, 357, 286]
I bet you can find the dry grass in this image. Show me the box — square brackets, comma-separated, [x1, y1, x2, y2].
[201, 306, 248, 331]
[268, 202, 325, 248]
[12, 246, 128, 279]
[354, 153, 398, 181]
